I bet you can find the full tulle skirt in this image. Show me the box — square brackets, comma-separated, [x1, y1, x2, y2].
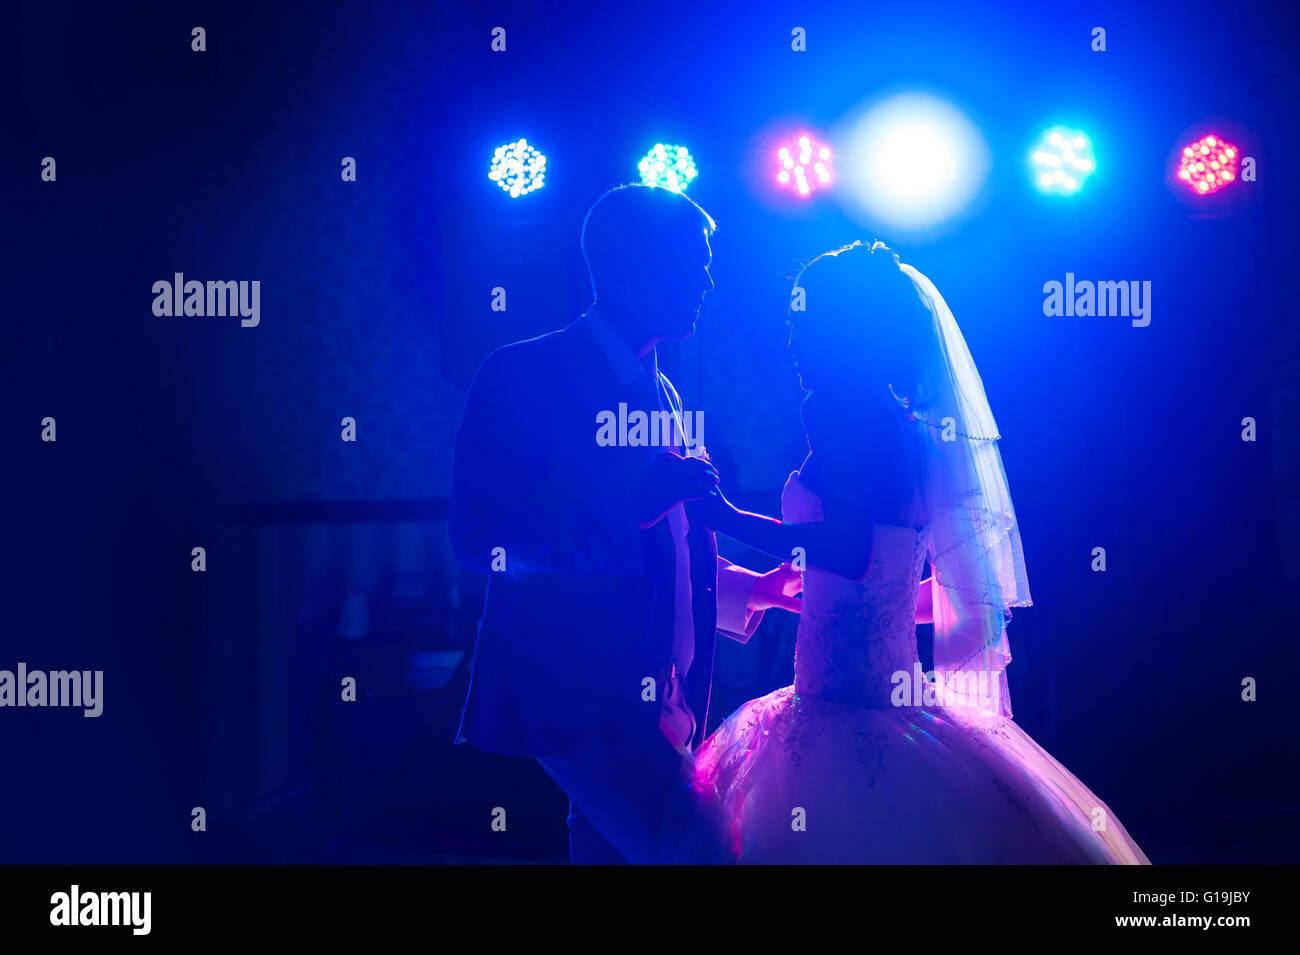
[692, 686, 1149, 864]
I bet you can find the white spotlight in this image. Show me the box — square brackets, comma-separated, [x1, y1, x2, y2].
[835, 92, 989, 233]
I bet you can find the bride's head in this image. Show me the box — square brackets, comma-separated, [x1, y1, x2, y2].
[787, 240, 937, 408]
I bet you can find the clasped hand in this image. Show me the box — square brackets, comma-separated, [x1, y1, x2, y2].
[636, 451, 719, 528]
[637, 453, 802, 614]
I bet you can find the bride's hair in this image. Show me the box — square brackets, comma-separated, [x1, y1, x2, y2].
[791, 239, 939, 411]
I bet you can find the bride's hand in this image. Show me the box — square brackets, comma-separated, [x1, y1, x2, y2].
[697, 486, 739, 533]
[748, 562, 803, 613]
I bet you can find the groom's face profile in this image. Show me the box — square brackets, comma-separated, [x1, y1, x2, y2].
[650, 225, 714, 341]
[583, 185, 716, 348]
[600, 222, 714, 344]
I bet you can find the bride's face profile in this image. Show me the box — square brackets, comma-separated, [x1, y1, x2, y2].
[786, 280, 889, 394]
[786, 304, 859, 392]
[788, 245, 931, 399]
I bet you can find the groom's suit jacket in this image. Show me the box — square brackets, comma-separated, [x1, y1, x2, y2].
[450, 311, 761, 761]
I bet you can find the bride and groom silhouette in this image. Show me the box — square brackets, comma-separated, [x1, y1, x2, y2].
[449, 183, 1148, 864]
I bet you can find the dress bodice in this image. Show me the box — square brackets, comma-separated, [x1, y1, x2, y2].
[781, 469, 929, 706]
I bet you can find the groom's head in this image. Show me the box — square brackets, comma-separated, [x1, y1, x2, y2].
[581, 184, 716, 348]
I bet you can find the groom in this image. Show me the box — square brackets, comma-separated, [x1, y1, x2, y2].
[449, 183, 800, 864]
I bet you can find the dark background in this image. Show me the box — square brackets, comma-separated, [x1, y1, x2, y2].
[3, 0, 1296, 862]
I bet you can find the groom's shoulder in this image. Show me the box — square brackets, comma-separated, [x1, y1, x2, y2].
[471, 322, 576, 386]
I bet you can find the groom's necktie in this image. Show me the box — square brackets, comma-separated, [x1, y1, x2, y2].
[631, 368, 682, 456]
[654, 373, 690, 454]
[652, 368, 696, 753]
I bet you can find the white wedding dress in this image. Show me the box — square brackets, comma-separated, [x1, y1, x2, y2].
[691, 469, 1150, 864]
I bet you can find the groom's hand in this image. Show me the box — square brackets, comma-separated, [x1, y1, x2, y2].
[637, 451, 719, 528]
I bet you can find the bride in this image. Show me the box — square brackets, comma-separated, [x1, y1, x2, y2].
[693, 240, 1149, 864]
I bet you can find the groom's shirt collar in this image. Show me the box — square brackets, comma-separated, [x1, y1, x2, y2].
[584, 306, 658, 388]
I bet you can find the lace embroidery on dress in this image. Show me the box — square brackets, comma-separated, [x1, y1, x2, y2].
[782, 470, 929, 709]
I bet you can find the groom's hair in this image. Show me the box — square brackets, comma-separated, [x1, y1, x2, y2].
[581, 184, 717, 296]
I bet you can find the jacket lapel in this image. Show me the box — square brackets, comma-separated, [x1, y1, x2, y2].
[566, 316, 717, 748]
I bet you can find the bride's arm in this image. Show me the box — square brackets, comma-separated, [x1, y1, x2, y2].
[707, 490, 933, 617]
[699, 488, 874, 580]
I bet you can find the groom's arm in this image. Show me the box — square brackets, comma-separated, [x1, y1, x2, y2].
[717, 558, 803, 641]
[449, 345, 554, 574]
[451, 346, 717, 576]
[716, 558, 764, 643]
[449, 344, 643, 576]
